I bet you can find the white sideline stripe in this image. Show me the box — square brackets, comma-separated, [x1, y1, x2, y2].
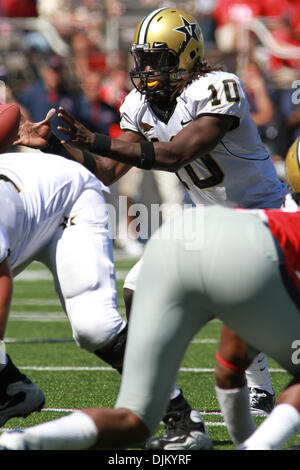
[40, 409, 224, 415]
[40, 409, 228, 427]
[15, 271, 53, 281]
[8, 314, 213, 324]
[9, 313, 68, 322]
[12, 299, 61, 306]
[0, 422, 227, 434]
[5, 338, 74, 344]
[17, 365, 286, 372]
[15, 269, 129, 281]
[8, 310, 126, 322]
[4, 337, 216, 344]
[193, 339, 217, 343]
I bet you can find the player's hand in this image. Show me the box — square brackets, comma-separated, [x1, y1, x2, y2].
[13, 108, 56, 149]
[57, 106, 94, 150]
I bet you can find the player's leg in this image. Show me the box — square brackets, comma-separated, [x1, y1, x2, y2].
[246, 354, 276, 414]
[231, 278, 300, 450]
[0, 183, 45, 426]
[0, 406, 148, 450]
[38, 189, 126, 370]
[238, 380, 300, 450]
[123, 257, 212, 450]
[209, 211, 300, 449]
[215, 325, 256, 445]
[115, 241, 212, 450]
[0, 220, 213, 450]
[122, 258, 143, 321]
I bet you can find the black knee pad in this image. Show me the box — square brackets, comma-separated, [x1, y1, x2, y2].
[123, 287, 134, 321]
[95, 325, 128, 373]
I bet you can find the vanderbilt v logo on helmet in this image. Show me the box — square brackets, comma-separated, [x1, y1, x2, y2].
[130, 8, 204, 97]
[174, 16, 200, 47]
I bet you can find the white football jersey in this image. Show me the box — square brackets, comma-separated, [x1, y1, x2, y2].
[0, 152, 107, 268]
[120, 70, 288, 209]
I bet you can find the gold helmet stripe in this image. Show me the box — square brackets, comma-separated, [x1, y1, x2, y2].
[137, 7, 168, 44]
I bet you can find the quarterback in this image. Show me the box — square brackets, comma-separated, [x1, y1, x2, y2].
[48, 7, 290, 448]
[57, 8, 288, 210]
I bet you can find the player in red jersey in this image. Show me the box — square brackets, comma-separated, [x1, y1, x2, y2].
[215, 137, 300, 449]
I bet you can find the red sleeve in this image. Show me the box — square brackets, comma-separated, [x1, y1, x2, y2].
[266, 210, 300, 283]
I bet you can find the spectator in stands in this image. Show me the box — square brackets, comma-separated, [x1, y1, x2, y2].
[267, 14, 300, 87]
[279, 89, 300, 152]
[99, 66, 130, 112]
[240, 61, 283, 168]
[286, 104, 300, 143]
[213, 0, 262, 52]
[264, 4, 300, 158]
[105, 0, 125, 18]
[38, 0, 106, 47]
[71, 32, 94, 81]
[193, 0, 217, 44]
[0, 0, 38, 17]
[213, 0, 300, 32]
[18, 55, 79, 139]
[76, 70, 120, 136]
[242, 61, 274, 129]
[70, 30, 109, 87]
[213, 0, 300, 54]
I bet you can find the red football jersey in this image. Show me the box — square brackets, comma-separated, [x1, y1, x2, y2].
[265, 209, 300, 290]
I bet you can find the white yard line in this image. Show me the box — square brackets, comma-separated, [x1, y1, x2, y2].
[4, 337, 216, 344]
[15, 269, 129, 282]
[16, 365, 286, 373]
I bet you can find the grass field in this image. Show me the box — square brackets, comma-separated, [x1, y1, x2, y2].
[0, 253, 299, 451]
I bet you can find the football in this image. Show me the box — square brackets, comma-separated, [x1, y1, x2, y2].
[0, 103, 21, 153]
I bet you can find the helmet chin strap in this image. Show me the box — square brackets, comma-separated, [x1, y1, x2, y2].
[130, 69, 177, 122]
[151, 87, 172, 106]
[149, 87, 177, 123]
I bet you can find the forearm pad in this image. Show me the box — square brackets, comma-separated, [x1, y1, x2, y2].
[91, 133, 111, 156]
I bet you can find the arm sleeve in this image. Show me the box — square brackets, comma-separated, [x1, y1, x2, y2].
[119, 90, 142, 133]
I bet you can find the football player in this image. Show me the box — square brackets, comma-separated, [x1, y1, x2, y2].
[45, 7, 292, 449]
[13, 108, 213, 451]
[1, 140, 300, 450]
[0, 107, 128, 427]
[215, 137, 300, 449]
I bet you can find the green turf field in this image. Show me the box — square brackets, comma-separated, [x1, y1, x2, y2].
[1, 254, 299, 451]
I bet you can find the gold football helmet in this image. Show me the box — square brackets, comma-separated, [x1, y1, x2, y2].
[130, 7, 204, 99]
[285, 138, 300, 193]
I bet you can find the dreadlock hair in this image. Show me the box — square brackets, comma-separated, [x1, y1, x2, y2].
[171, 61, 223, 101]
[146, 61, 223, 120]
